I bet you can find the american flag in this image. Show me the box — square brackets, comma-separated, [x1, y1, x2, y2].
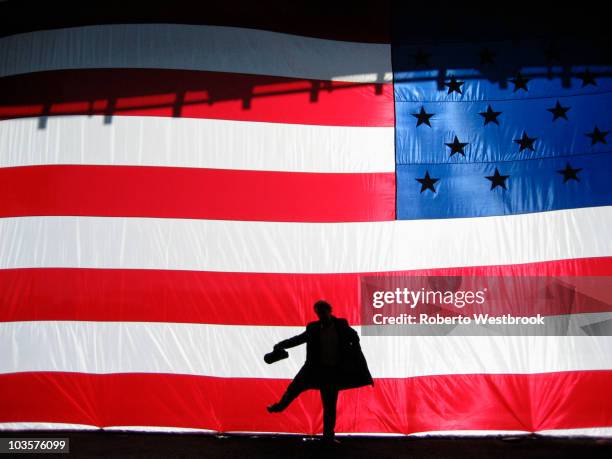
[0, 17, 611, 436]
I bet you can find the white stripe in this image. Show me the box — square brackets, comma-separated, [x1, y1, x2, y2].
[1, 423, 609, 436]
[407, 430, 532, 437]
[1, 208, 612, 273]
[1, 321, 610, 378]
[536, 427, 612, 437]
[0, 422, 209, 434]
[409, 429, 612, 437]
[103, 426, 216, 434]
[0, 24, 392, 82]
[0, 422, 99, 431]
[0, 116, 395, 173]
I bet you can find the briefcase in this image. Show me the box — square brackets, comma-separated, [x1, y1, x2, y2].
[264, 348, 289, 364]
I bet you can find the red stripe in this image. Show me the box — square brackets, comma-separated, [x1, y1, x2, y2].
[2, 257, 611, 325]
[0, 69, 394, 126]
[0, 371, 609, 434]
[0, 165, 395, 222]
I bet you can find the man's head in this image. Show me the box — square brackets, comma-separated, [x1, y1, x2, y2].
[314, 300, 332, 321]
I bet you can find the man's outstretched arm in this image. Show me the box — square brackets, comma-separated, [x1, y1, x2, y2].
[275, 330, 308, 350]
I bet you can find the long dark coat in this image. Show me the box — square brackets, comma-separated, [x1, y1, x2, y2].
[277, 316, 374, 391]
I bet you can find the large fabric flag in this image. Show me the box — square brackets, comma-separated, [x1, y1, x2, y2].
[0, 22, 611, 435]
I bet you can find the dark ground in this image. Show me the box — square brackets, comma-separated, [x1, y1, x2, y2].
[0, 432, 611, 458]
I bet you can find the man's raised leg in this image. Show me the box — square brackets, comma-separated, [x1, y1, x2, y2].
[267, 377, 309, 413]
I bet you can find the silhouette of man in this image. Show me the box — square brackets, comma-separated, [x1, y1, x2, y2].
[267, 300, 373, 441]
